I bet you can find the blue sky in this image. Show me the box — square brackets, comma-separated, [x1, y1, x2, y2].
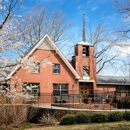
[22, 0, 119, 35]
[10, 0, 129, 76]
[19, 0, 123, 46]
[19, 0, 124, 75]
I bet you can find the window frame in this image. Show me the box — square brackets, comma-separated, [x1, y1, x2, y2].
[82, 46, 89, 57]
[22, 83, 40, 96]
[52, 63, 60, 74]
[83, 66, 90, 76]
[53, 83, 68, 96]
[31, 62, 40, 73]
[116, 86, 130, 97]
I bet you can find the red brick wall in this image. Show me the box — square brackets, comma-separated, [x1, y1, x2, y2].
[97, 84, 116, 92]
[9, 46, 117, 105]
[89, 46, 97, 89]
[74, 44, 97, 89]
[10, 49, 78, 104]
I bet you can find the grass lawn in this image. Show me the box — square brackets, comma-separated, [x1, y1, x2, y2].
[24, 122, 130, 130]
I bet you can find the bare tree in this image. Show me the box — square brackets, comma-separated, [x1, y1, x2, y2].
[0, 0, 24, 29]
[119, 61, 130, 77]
[15, 6, 46, 47]
[0, 6, 73, 81]
[43, 9, 72, 44]
[113, 0, 130, 39]
[111, 0, 130, 76]
[113, 0, 130, 18]
[86, 22, 120, 74]
[16, 7, 73, 50]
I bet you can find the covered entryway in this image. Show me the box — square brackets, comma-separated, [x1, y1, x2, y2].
[79, 81, 94, 103]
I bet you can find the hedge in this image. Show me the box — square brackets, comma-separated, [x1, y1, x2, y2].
[59, 112, 130, 125]
[60, 114, 76, 125]
[91, 113, 108, 123]
[108, 112, 123, 122]
[76, 113, 91, 123]
[123, 111, 130, 121]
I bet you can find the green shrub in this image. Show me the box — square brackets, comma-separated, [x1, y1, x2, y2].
[76, 113, 91, 124]
[116, 100, 130, 109]
[60, 114, 76, 125]
[108, 112, 123, 122]
[91, 113, 108, 123]
[123, 111, 130, 121]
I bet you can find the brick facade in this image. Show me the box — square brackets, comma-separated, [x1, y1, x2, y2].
[8, 35, 120, 104]
[10, 49, 78, 104]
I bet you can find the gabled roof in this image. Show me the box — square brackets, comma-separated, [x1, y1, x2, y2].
[7, 34, 80, 79]
[97, 75, 130, 85]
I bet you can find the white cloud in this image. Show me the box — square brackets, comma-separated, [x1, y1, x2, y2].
[77, 5, 82, 10]
[91, 6, 98, 12]
[111, 42, 130, 57]
[116, 47, 130, 56]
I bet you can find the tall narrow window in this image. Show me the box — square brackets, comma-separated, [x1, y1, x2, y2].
[83, 66, 89, 76]
[82, 46, 89, 57]
[53, 64, 60, 74]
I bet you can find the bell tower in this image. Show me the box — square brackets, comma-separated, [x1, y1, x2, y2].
[73, 39, 96, 82]
[72, 14, 97, 98]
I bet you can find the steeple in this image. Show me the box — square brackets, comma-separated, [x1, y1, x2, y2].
[78, 14, 93, 46]
[82, 14, 86, 42]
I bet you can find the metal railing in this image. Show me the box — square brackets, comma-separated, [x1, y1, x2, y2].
[1, 90, 130, 110]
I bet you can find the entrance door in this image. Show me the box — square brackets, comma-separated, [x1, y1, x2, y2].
[79, 85, 89, 99]
[79, 82, 93, 101]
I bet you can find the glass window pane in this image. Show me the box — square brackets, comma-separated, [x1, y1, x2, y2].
[53, 90, 60, 96]
[61, 91, 68, 95]
[61, 84, 68, 90]
[53, 64, 60, 73]
[53, 84, 68, 96]
[53, 84, 60, 89]
[83, 66, 89, 76]
[22, 83, 40, 96]
[32, 62, 40, 73]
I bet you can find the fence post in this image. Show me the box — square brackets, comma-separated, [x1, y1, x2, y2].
[125, 92, 126, 111]
[73, 91, 74, 108]
[68, 94, 69, 110]
[38, 96, 39, 107]
[51, 93, 52, 109]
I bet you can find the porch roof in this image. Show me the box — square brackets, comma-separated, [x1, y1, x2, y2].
[78, 79, 94, 83]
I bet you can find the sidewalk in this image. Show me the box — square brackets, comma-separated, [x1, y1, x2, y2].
[36, 104, 130, 112]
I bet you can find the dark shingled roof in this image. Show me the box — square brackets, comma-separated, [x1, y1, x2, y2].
[97, 75, 130, 85]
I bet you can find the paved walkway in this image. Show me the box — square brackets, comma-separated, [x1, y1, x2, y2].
[35, 104, 130, 112]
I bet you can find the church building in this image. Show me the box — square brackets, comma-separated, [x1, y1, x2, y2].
[0, 14, 130, 104]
